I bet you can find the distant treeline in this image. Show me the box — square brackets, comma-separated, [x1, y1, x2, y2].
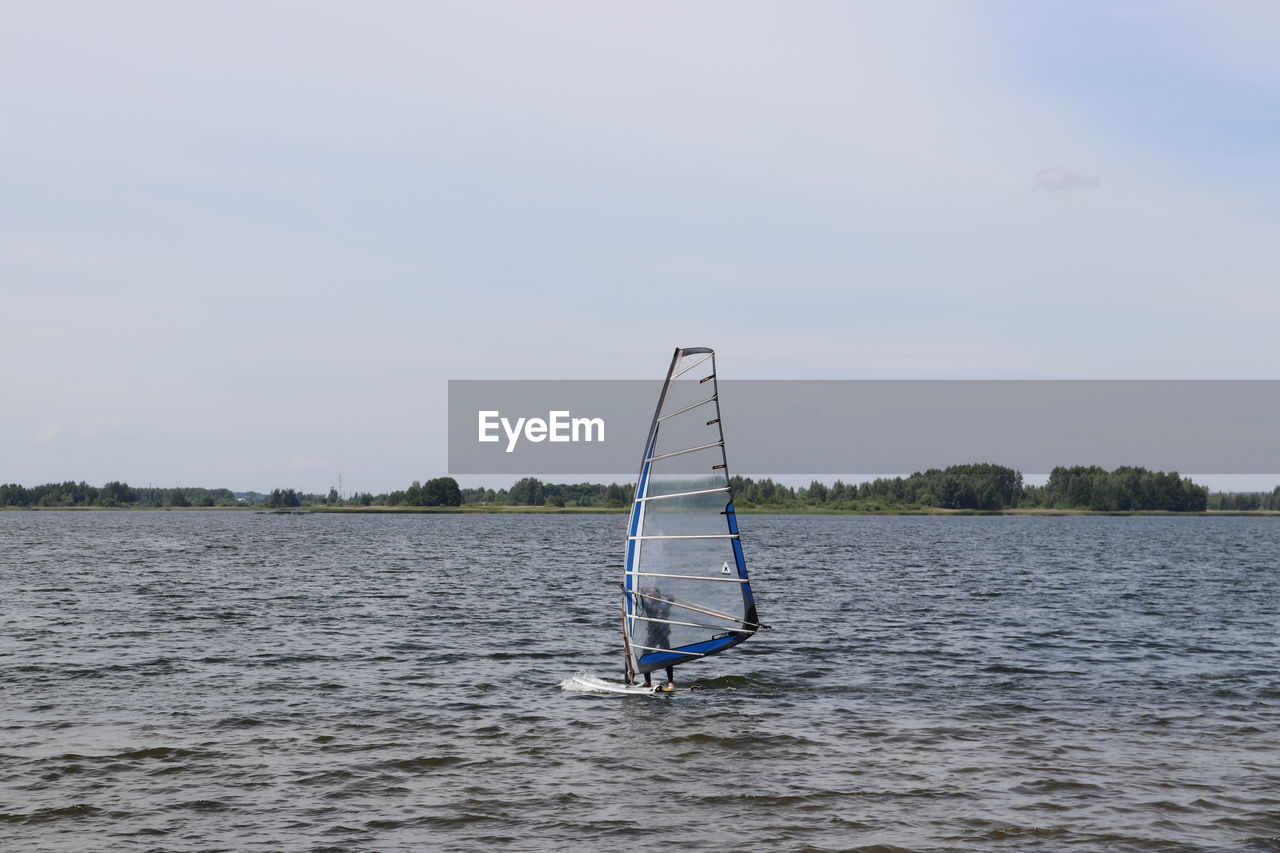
[1206, 490, 1280, 511]
[307, 466, 1256, 512]
[5, 467, 1278, 512]
[1024, 466, 1209, 512]
[0, 481, 239, 508]
[0, 477, 637, 510]
[459, 478, 633, 508]
[461, 465, 1229, 512]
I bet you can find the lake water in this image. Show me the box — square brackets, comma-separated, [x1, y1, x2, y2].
[1, 511, 1277, 851]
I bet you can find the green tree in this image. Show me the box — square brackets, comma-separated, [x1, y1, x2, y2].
[423, 477, 463, 507]
[265, 488, 300, 508]
[100, 481, 138, 505]
[509, 477, 545, 506]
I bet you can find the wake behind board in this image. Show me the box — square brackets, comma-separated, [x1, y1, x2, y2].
[561, 674, 678, 695]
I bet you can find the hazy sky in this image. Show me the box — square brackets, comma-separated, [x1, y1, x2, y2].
[4, 1, 1278, 493]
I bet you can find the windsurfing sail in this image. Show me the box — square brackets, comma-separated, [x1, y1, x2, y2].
[622, 347, 762, 680]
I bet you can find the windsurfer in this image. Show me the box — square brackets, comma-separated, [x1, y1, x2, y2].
[640, 586, 677, 691]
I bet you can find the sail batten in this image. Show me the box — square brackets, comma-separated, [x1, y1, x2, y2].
[656, 396, 718, 422]
[626, 591, 761, 627]
[627, 571, 749, 583]
[630, 531, 739, 539]
[636, 487, 730, 502]
[631, 615, 754, 631]
[669, 352, 714, 379]
[644, 440, 724, 463]
[621, 347, 761, 678]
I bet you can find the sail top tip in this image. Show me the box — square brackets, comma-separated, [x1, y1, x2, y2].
[679, 346, 714, 355]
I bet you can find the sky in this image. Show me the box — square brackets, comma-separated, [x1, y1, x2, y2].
[3, 1, 1278, 493]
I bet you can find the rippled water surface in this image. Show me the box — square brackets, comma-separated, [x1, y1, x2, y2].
[2, 511, 1278, 851]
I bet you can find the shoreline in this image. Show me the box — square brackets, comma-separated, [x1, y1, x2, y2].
[4, 505, 1278, 517]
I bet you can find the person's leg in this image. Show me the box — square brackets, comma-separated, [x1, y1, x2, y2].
[665, 665, 675, 689]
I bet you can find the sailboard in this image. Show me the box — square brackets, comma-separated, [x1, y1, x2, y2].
[561, 674, 659, 695]
[620, 347, 763, 685]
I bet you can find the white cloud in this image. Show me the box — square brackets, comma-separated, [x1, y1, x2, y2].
[1034, 166, 1100, 192]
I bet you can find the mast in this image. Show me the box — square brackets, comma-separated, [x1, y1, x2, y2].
[620, 598, 637, 685]
[621, 348, 680, 683]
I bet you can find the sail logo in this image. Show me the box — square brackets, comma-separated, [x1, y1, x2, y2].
[721, 561, 732, 574]
[478, 410, 605, 453]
